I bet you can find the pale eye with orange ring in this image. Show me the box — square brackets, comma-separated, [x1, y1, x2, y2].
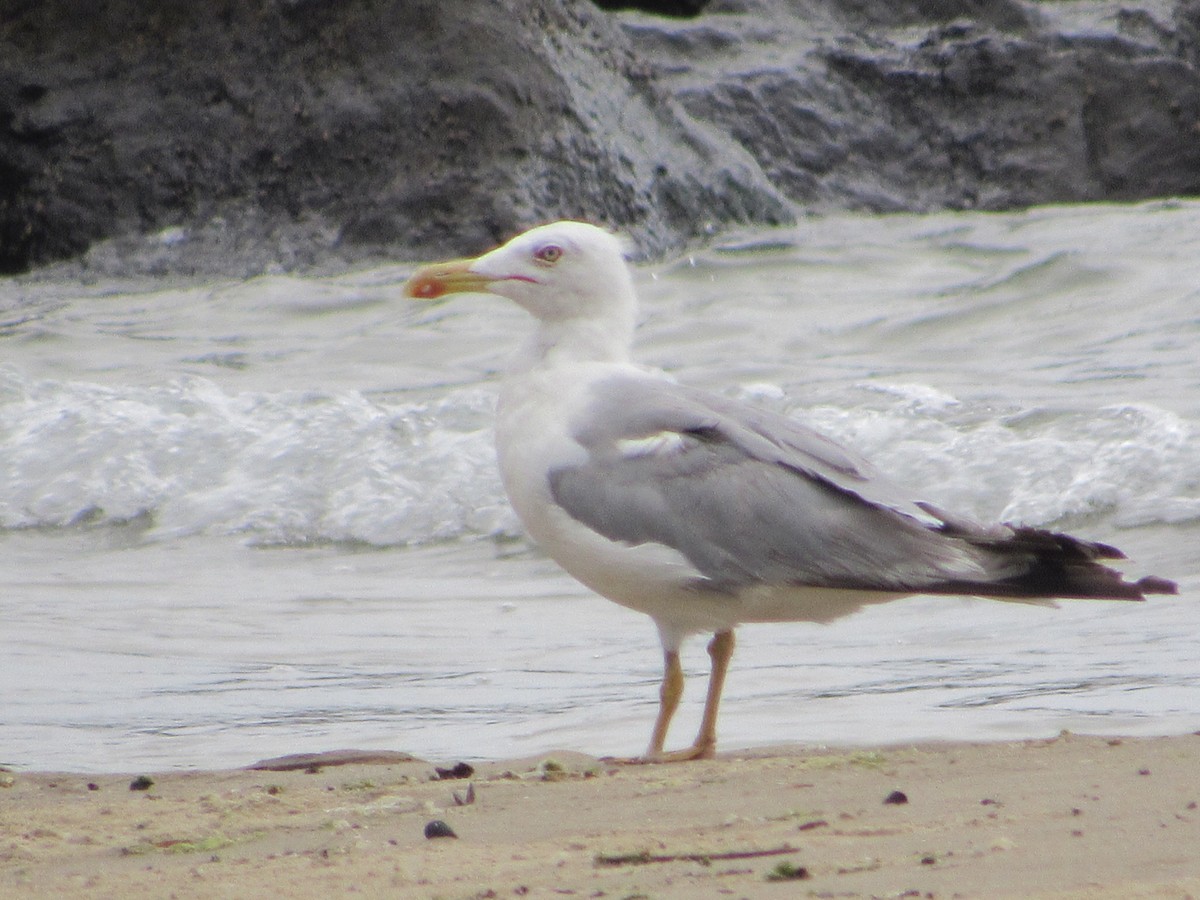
[534, 244, 563, 264]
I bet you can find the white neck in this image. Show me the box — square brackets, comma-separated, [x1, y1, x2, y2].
[510, 306, 636, 374]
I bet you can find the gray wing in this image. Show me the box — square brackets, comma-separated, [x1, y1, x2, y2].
[549, 374, 1161, 600]
[550, 374, 997, 592]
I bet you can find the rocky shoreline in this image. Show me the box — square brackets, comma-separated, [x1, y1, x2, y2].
[2, 0, 1199, 277]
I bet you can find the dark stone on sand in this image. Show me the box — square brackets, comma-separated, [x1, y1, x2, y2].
[434, 762, 476, 781]
[424, 819, 458, 839]
[248, 749, 419, 772]
[884, 789, 909, 805]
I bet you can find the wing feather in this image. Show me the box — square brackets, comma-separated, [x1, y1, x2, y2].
[551, 376, 989, 591]
[548, 374, 1174, 600]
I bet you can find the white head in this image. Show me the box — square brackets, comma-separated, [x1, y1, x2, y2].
[404, 221, 638, 363]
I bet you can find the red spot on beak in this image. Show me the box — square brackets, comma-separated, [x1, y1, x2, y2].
[408, 276, 447, 299]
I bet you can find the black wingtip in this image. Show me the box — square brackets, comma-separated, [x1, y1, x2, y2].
[1136, 575, 1179, 596]
[942, 524, 1178, 602]
[1091, 540, 1127, 561]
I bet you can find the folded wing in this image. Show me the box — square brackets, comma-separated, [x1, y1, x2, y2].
[549, 375, 1176, 600]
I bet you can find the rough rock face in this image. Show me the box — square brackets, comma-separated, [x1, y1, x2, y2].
[0, 0, 789, 276]
[625, 0, 1200, 212]
[1, 0, 1199, 276]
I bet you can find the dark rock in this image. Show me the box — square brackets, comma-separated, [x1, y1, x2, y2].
[593, 0, 712, 15]
[3, 0, 1200, 277]
[0, 0, 788, 276]
[619, 0, 1200, 213]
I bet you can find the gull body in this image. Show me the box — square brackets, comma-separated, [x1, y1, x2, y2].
[404, 220, 1177, 762]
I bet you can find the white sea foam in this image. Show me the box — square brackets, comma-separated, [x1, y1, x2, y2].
[803, 394, 1198, 528]
[0, 368, 518, 545]
[3, 362, 1194, 554]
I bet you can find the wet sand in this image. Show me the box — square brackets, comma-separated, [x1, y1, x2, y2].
[3, 733, 1200, 899]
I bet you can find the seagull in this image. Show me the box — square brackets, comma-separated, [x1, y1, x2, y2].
[403, 220, 1178, 762]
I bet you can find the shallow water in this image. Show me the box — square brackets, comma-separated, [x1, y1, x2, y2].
[2, 201, 1198, 772]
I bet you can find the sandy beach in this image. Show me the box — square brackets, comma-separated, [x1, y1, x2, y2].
[4, 732, 1200, 898]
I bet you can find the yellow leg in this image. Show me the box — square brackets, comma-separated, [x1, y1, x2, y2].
[646, 649, 685, 758]
[691, 629, 735, 758]
[641, 630, 736, 763]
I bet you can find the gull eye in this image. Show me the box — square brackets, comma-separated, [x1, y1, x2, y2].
[534, 244, 563, 264]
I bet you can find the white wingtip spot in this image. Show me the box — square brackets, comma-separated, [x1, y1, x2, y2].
[616, 431, 689, 459]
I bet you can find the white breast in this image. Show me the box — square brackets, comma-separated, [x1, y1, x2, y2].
[496, 362, 707, 612]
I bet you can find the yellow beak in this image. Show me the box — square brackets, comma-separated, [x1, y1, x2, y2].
[403, 257, 494, 300]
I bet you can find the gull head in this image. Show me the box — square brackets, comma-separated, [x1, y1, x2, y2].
[404, 221, 636, 327]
